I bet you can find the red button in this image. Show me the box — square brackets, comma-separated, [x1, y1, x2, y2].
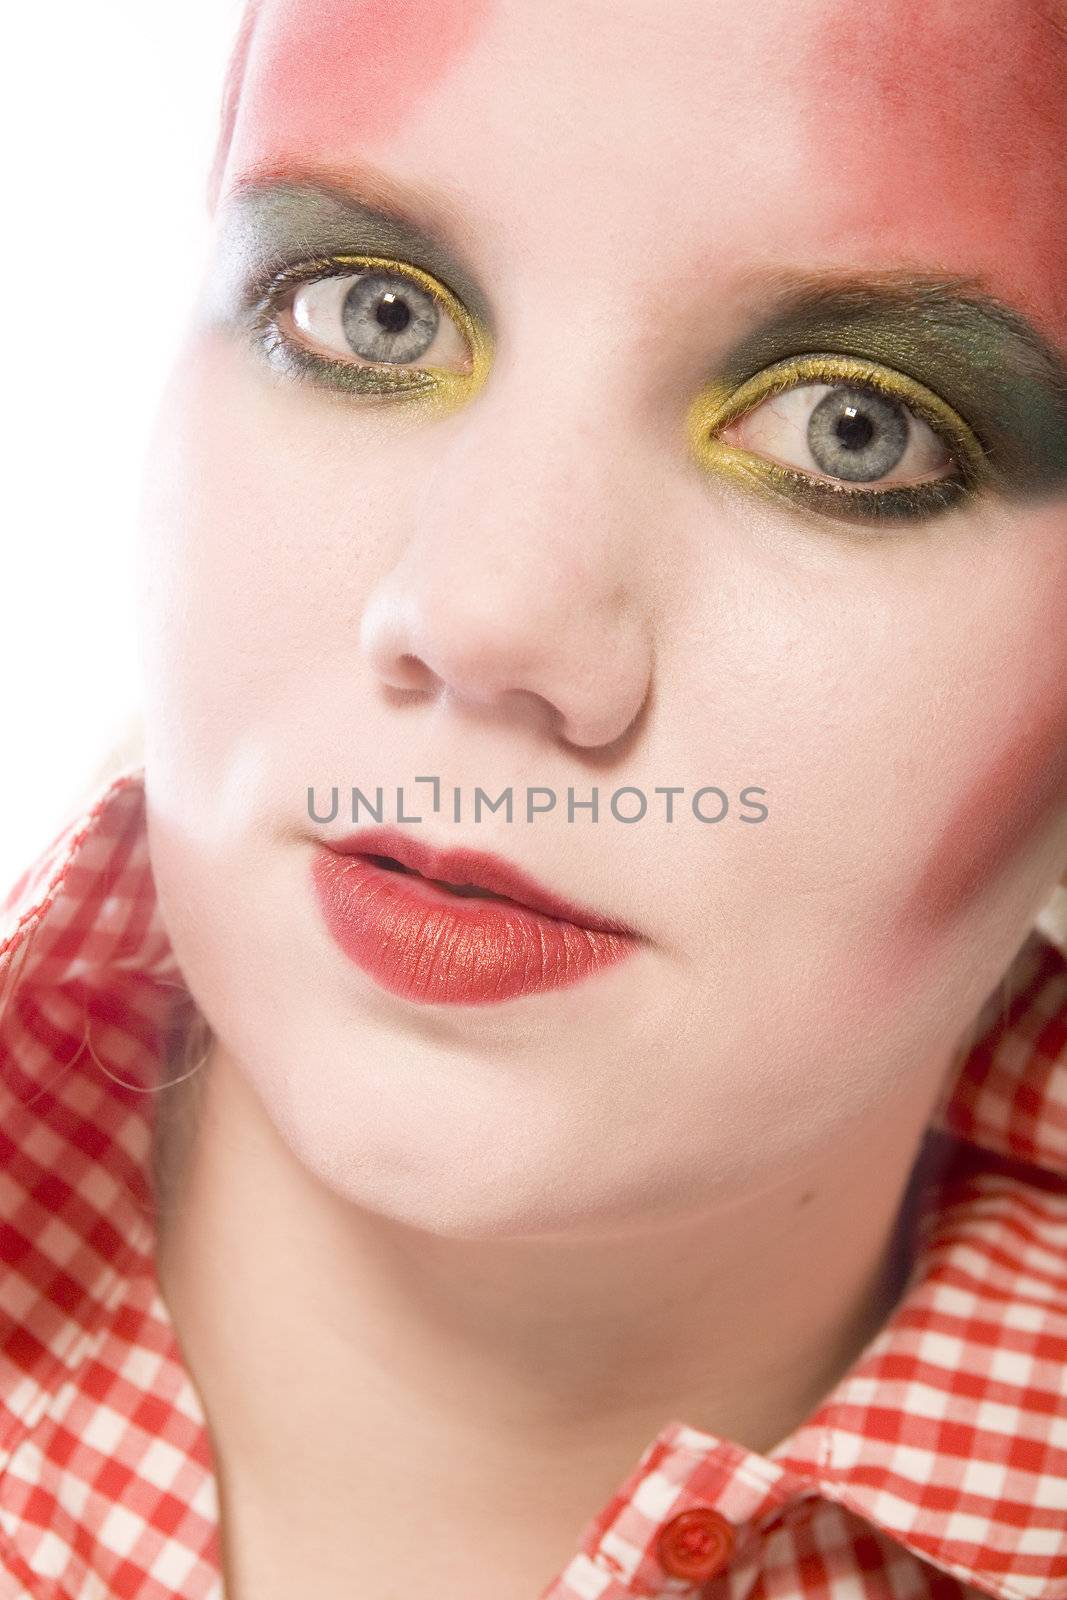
[656, 1506, 736, 1581]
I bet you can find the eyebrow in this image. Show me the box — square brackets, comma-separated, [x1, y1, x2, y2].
[206, 166, 494, 335]
[207, 173, 1067, 498]
[714, 271, 1067, 496]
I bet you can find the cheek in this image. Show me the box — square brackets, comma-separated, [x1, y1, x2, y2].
[136, 334, 436, 770]
[904, 661, 1067, 932]
[886, 523, 1067, 949]
[225, 0, 492, 183]
[137, 341, 328, 755]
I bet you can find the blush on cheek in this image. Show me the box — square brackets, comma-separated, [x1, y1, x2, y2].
[222, 0, 492, 185]
[800, 0, 1067, 335]
[901, 672, 1067, 936]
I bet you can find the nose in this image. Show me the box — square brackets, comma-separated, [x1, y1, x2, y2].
[359, 377, 656, 751]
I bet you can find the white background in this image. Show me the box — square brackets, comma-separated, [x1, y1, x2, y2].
[2, 3, 245, 890]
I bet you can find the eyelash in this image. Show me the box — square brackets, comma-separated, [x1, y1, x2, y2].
[687, 353, 989, 527]
[246, 261, 988, 528]
[246, 253, 490, 405]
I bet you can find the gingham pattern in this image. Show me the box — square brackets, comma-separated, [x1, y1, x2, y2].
[0, 771, 1064, 1600]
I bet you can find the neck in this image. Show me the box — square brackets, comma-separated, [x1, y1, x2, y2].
[153, 1036, 934, 1598]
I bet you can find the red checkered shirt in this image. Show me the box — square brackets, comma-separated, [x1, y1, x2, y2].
[0, 768, 1065, 1599]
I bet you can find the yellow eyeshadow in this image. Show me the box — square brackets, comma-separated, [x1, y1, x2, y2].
[687, 353, 988, 488]
[260, 252, 493, 416]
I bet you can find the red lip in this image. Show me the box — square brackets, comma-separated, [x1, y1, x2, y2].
[309, 826, 640, 1005]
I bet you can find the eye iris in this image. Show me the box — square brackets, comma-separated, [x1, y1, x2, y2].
[806, 386, 908, 482]
[341, 271, 439, 364]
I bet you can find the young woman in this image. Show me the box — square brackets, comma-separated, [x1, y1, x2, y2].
[2, 1, 1066, 1596]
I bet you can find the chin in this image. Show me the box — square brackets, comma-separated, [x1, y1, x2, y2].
[268, 1057, 700, 1244]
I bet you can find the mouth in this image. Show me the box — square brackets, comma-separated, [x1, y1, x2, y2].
[362, 853, 512, 902]
[321, 826, 638, 938]
[310, 831, 641, 1005]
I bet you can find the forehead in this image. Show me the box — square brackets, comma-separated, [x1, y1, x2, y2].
[219, 0, 1067, 333]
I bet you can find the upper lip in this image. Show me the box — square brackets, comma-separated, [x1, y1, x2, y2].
[320, 826, 639, 937]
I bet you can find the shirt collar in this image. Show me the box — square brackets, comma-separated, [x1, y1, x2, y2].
[1, 768, 1065, 1599]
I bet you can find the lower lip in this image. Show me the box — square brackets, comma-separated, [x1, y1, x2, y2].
[310, 848, 638, 1005]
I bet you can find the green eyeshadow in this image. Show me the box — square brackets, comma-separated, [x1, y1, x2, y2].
[708, 276, 1067, 500]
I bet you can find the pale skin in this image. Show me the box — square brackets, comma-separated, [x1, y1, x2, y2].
[139, 1, 1067, 1594]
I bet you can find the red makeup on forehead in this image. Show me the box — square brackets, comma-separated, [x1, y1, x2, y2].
[802, 1, 1067, 332]
[218, 0, 491, 199]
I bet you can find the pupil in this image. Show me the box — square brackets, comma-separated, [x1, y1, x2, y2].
[834, 406, 875, 451]
[375, 293, 412, 334]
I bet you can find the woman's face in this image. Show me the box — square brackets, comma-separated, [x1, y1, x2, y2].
[138, 0, 1067, 1236]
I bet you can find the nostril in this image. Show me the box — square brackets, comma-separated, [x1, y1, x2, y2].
[393, 653, 433, 689]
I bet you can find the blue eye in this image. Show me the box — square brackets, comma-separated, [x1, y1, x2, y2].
[724, 381, 954, 489]
[249, 253, 491, 403]
[288, 266, 472, 372]
[688, 353, 987, 527]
